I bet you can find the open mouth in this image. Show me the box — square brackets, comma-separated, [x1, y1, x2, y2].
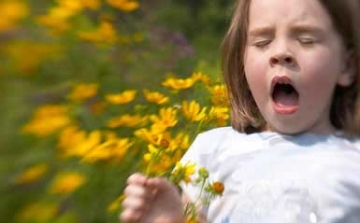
[271, 77, 299, 114]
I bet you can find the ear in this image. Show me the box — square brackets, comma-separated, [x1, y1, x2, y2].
[337, 50, 355, 87]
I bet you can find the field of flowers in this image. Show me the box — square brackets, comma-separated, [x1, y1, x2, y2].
[0, 0, 232, 222]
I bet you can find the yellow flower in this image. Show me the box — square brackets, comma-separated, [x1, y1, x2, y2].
[49, 172, 86, 195]
[70, 130, 102, 157]
[134, 126, 167, 145]
[208, 84, 229, 106]
[107, 114, 147, 128]
[67, 83, 98, 102]
[162, 76, 196, 90]
[106, 0, 139, 12]
[36, 6, 73, 34]
[58, 126, 87, 154]
[191, 71, 211, 85]
[182, 100, 207, 122]
[143, 90, 169, 105]
[105, 90, 137, 104]
[171, 162, 196, 184]
[208, 106, 230, 126]
[15, 164, 48, 185]
[21, 105, 71, 137]
[78, 21, 117, 45]
[0, 1, 28, 31]
[149, 107, 178, 129]
[81, 135, 133, 163]
[57, 0, 83, 12]
[170, 133, 190, 151]
[143, 144, 161, 163]
[143, 145, 179, 175]
[16, 202, 58, 222]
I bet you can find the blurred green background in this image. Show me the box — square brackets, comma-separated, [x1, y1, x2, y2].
[0, 0, 233, 222]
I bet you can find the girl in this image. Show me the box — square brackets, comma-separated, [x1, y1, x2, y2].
[120, 0, 360, 222]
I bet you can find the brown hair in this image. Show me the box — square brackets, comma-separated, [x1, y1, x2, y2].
[221, 0, 360, 135]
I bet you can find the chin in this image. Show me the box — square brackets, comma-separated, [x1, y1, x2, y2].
[268, 124, 308, 135]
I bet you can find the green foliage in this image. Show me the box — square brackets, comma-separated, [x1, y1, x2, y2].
[0, 0, 230, 222]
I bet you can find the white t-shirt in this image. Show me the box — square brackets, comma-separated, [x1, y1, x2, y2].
[180, 127, 360, 223]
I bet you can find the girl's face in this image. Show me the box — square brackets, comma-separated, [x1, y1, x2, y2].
[244, 0, 353, 135]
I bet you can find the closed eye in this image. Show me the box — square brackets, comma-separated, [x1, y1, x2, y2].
[298, 38, 316, 45]
[253, 39, 272, 48]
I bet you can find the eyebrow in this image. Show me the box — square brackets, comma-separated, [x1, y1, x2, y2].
[290, 25, 325, 35]
[248, 27, 274, 38]
[247, 25, 325, 37]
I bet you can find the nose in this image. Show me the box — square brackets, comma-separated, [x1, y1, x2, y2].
[270, 53, 295, 66]
[269, 40, 295, 67]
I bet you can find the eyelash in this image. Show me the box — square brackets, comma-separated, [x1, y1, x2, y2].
[298, 38, 316, 45]
[252, 38, 316, 48]
[253, 40, 272, 48]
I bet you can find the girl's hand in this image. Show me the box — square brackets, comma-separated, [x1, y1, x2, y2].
[120, 173, 186, 223]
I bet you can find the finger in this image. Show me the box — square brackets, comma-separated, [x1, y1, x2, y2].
[127, 173, 148, 186]
[120, 209, 143, 223]
[122, 196, 149, 211]
[124, 184, 151, 198]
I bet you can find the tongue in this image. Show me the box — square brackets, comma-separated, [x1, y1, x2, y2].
[273, 90, 298, 107]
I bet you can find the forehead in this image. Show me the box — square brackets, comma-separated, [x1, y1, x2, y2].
[248, 0, 333, 29]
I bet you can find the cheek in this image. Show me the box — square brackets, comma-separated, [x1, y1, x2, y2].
[244, 52, 268, 90]
[300, 53, 341, 101]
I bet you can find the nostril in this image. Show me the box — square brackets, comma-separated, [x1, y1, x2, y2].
[270, 57, 278, 65]
[285, 57, 293, 64]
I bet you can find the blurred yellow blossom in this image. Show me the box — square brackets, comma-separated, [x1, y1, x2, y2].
[81, 133, 133, 163]
[58, 126, 86, 154]
[143, 144, 181, 175]
[208, 106, 230, 126]
[17, 202, 58, 222]
[191, 72, 211, 85]
[78, 21, 118, 45]
[5, 41, 62, 74]
[143, 90, 169, 105]
[67, 83, 99, 102]
[60, 129, 102, 157]
[105, 90, 137, 104]
[15, 164, 48, 185]
[134, 126, 167, 145]
[58, 0, 101, 10]
[209, 84, 229, 106]
[57, 0, 83, 12]
[36, 0, 81, 34]
[170, 133, 190, 151]
[106, 0, 139, 12]
[182, 100, 207, 122]
[149, 107, 178, 131]
[0, 1, 28, 31]
[107, 114, 147, 128]
[21, 105, 71, 137]
[162, 76, 196, 90]
[49, 172, 86, 195]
